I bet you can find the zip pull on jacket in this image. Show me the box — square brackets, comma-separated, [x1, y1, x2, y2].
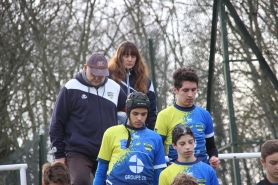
[126, 68, 132, 95]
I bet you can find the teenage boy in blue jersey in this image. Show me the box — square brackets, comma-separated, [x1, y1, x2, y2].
[49, 53, 126, 185]
[155, 67, 220, 169]
[256, 139, 278, 185]
[93, 92, 167, 185]
[159, 124, 219, 185]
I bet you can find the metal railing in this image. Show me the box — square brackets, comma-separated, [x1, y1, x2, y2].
[0, 153, 261, 185]
[0, 164, 28, 185]
[219, 152, 261, 159]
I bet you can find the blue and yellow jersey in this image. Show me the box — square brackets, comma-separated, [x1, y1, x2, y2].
[159, 160, 219, 185]
[155, 104, 214, 163]
[97, 124, 167, 185]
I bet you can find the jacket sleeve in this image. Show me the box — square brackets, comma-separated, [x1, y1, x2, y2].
[146, 80, 157, 130]
[117, 87, 127, 111]
[49, 87, 69, 159]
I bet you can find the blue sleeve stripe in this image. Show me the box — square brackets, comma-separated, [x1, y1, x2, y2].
[205, 132, 214, 138]
[154, 163, 167, 169]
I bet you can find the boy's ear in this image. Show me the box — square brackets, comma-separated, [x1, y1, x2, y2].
[260, 158, 266, 167]
[172, 143, 177, 150]
[173, 87, 178, 94]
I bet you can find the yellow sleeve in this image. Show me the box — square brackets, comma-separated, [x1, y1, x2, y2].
[155, 110, 168, 137]
[158, 169, 169, 185]
[98, 128, 113, 161]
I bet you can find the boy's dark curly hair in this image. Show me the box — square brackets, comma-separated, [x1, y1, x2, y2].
[173, 67, 198, 90]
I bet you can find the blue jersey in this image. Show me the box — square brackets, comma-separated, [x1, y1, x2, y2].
[159, 160, 219, 185]
[97, 124, 166, 185]
[155, 103, 215, 163]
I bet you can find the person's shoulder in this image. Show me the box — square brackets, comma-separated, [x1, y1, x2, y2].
[105, 124, 124, 133]
[194, 105, 207, 111]
[64, 72, 85, 88]
[161, 163, 175, 173]
[255, 180, 263, 185]
[146, 128, 161, 137]
[197, 161, 215, 170]
[255, 181, 262, 185]
[194, 105, 211, 115]
[106, 78, 122, 92]
[107, 78, 120, 86]
[255, 178, 271, 185]
[64, 78, 81, 89]
[158, 105, 174, 114]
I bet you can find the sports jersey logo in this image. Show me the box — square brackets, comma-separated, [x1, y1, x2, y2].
[143, 142, 152, 151]
[196, 124, 204, 132]
[107, 92, 114, 99]
[81, 94, 87, 99]
[129, 155, 144, 173]
[197, 178, 206, 184]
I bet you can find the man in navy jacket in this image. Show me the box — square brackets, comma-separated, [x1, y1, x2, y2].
[49, 53, 126, 185]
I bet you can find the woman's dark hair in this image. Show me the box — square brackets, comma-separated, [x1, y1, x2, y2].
[108, 41, 149, 93]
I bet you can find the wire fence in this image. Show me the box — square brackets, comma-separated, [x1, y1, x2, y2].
[0, 133, 49, 185]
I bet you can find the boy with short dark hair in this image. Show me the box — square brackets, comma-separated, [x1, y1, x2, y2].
[256, 139, 278, 185]
[159, 124, 219, 185]
[155, 67, 219, 169]
[42, 162, 71, 185]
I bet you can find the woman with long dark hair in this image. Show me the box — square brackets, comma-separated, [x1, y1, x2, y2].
[109, 41, 157, 130]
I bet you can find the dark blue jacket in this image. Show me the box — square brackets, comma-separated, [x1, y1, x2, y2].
[119, 69, 157, 130]
[49, 72, 126, 160]
[256, 178, 272, 185]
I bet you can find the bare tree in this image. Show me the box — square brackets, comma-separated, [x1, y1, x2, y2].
[0, 0, 277, 184]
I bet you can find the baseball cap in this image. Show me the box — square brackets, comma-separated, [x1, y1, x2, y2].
[86, 53, 109, 76]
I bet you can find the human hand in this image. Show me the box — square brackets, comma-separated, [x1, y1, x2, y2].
[54, 157, 66, 165]
[209, 156, 220, 169]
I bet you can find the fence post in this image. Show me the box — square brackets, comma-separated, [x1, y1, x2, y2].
[219, 0, 241, 184]
[39, 134, 46, 185]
